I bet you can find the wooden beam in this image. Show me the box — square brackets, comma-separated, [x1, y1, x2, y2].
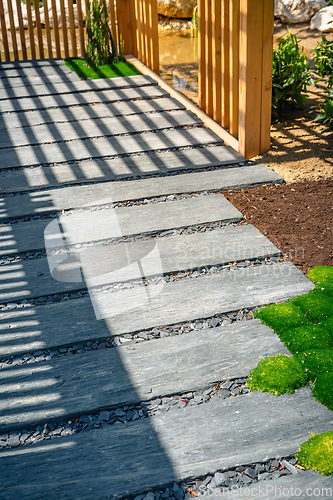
[260, 0, 274, 154]
[198, 0, 206, 111]
[149, 0, 159, 74]
[229, 0, 239, 138]
[117, 0, 136, 56]
[221, 0, 230, 130]
[212, 0, 221, 123]
[205, 0, 213, 117]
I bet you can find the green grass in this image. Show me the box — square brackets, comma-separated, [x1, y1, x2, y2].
[246, 354, 308, 396]
[296, 431, 333, 476]
[64, 57, 141, 79]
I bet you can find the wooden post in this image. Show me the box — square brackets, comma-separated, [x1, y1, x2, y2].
[239, 0, 264, 159]
[15, 0, 28, 60]
[212, 0, 221, 123]
[117, 0, 136, 56]
[149, 0, 159, 73]
[0, 0, 10, 61]
[59, 0, 69, 58]
[34, 0, 45, 59]
[43, 0, 53, 58]
[229, 0, 239, 138]
[143, 0, 150, 67]
[198, 0, 205, 111]
[7, 0, 19, 60]
[221, 0, 229, 129]
[205, 0, 213, 117]
[108, 0, 117, 49]
[260, 0, 274, 154]
[51, 0, 61, 58]
[68, 0, 78, 57]
[76, 0, 85, 57]
[134, 0, 142, 60]
[25, 0, 36, 59]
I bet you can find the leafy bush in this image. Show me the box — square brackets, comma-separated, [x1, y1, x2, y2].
[314, 87, 333, 131]
[85, 0, 117, 67]
[312, 35, 333, 85]
[272, 29, 314, 119]
[296, 431, 333, 476]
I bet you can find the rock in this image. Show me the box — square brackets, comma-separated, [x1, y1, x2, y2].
[310, 6, 333, 31]
[274, 0, 327, 24]
[157, 0, 197, 19]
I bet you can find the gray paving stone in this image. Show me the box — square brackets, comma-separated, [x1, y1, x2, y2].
[0, 70, 81, 89]
[0, 110, 202, 149]
[0, 126, 222, 170]
[0, 390, 332, 499]
[0, 225, 280, 303]
[0, 58, 65, 69]
[0, 262, 313, 356]
[0, 85, 168, 113]
[0, 194, 240, 255]
[0, 74, 157, 100]
[0, 319, 290, 431]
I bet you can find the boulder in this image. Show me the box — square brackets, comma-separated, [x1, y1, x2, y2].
[157, 0, 197, 19]
[274, 0, 327, 23]
[310, 6, 333, 31]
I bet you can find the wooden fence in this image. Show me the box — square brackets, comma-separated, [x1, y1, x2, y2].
[0, 0, 159, 73]
[198, 0, 274, 158]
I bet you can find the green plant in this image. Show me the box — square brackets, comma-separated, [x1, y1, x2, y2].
[85, 0, 116, 67]
[272, 29, 314, 119]
[312, 35, 333, 86]
[246, 354, 308, 396]
[64, 57, 141, 79]
[296, 431, 333, 475]
[191, 6, 198, 37]
[313, 373, 333, 411]
[314, 87, 333, 131]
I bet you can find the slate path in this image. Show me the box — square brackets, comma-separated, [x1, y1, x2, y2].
[0, 60, 330, 499]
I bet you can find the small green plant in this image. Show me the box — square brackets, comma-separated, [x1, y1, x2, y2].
[296, 431, 333, 476]
[312, 35, 333, 86]
[191, 6, 198, 37]
[314, 87, 333, 131]
[272, 29, 314, 119]
[85, 0, 116, 67]
[246, 354, 308, 396]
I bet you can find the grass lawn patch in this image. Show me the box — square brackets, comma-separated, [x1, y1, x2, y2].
[296, 431, 333, 476]
[246, 354, 308, 396]
[64, 57, 141, 79]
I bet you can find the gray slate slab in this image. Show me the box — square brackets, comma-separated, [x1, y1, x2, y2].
[0, 110, 202, 149]
[0, 85, 168, 113]
[0, 74, 157, 100]
[0, 71, 82, 89]
[222, 471, 333, 499]
[0, 263, 313, 356]
[0, 165, 282, 219]
[0, 319, 290, 431]
[0, 64, 74, 80]
[0, 97, 185, 130]
[0, 388, 332, 500]
[0, 225, 280, 303]
[0, 126, 222, 170]
[0, 194, 241, 254]
[0, 58, 65, 69]
[0, 145, 245, 194]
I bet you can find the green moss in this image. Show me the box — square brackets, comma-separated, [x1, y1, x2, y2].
[64, 58, 141, 79]
[291, 289, 333, 323]
[313, 373, 333, 411]
[254, 302, 308, 333]
[294, 349, 333, 382]
[296, 431, 333, 475]
[308, 266, 333, 297]
[279, 323, 333, 354]
[246, 354, 308, 396]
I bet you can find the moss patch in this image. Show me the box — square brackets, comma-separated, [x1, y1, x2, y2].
[254, 301, 308, 333]
[64, 57, 141, 79]
[279, 323, 333, 354]
[291, 289, 333, 323]
[313, 373, 333, 411]
[296, 431, 333, 476]
[295, 350, 333, 382]
[246, 354, 308, 396]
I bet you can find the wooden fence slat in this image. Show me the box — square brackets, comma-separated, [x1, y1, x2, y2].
[76, 0, 85, 57]
[144, 0, 150, 68]
[198, 0, 206, 111]
[15, 0, 27, 59]
[260, 0, 274, 154]
[34, 0, 44, 58]
[68, 0, 77, 57]
[25, 0, 36, 59]
[108, 0, 117, 50]
[221, 0, 230, 130]
[59, 0, 69, 58]
[0, 0, 10, 61]
[212, 0, 221, 123]
[117, 0, 136, 57]
[50, 0, 61, 57]
[149, 0, 159, 74]
[134, 0, 141, 60]
[204, 0, 213, 117]
[239, 0, 264, 159]
[42, 0, 53, 58]
[229, 0, 239, 138]
[7, 0, 19, 60]
[139, 0, 145, 64]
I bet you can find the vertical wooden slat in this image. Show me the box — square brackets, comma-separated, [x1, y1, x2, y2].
[198, 0, 206, 111]
[68, 0, 77, 57]
[51, 0, 61, 57]
[59, 0, 69, 58]
[0, 0, 10, 61]
[76, 0, 85, 57]
[108, 0, 117, 48]
[7, 0, 19, 60]
[229, 0, 239, 137]
[25, 0, 36, 59]
[239, 0, 264, 159]
[117, 0, 136, 56]
[221, 0, 230, 129]
[42, 0, 53, 58]
[204, 0, 213, 117]
[260, 0, 274, 154]
[143, 0, 150, 68]
[212, 0, 221, 123]
[34, 0, 44, 58]
[16, 0, 28, 59]
[139, 0, 146, 63]
[134, 0, 142, 60]
[149, 0, 159, 74]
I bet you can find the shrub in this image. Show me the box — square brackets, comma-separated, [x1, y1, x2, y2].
[85, 0, 117, 67]
[272, 29, 314, 119]
[296, 431, 333, 476]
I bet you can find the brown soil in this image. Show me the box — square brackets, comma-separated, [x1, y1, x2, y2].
[224, 179, 333, 275]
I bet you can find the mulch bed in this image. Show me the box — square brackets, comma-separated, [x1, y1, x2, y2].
[224, 179, 333, 276]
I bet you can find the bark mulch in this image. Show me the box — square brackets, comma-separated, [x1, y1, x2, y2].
[224, 179, 333, 276]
